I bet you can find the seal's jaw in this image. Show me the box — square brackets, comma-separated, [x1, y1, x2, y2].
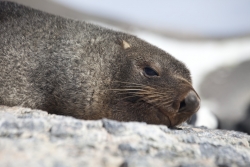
[153, 89, 200, 127]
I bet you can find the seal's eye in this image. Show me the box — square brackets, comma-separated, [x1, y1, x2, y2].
[144, 67, 159, 77]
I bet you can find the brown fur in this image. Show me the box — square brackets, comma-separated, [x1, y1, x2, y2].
[0, 2, 200, 127]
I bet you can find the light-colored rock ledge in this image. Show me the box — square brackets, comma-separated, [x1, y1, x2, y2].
[0, 106, 250, 167]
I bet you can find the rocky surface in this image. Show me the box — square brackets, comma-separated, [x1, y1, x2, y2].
[0, 106, 250, 167]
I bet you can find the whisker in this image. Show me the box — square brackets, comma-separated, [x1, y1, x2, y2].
[142, 95, 172, 105]
[111, 81, 147, 87]
[135, 92, 157, 96]
[108, 89, 143, 91]
[111, 81, 163, 91]
[122, 86, 174, 94]
[161, 99, 174, 105]
[115, 92, 142, 96]
[147, 95, 173, 103]
[109, 81, 177, 96]
[108, 89, 159, 95]
[153, 99, 173, 108]
[174, 76, 192, 85]
[143, 98, 160, 104]
[154, 101, 172, 108]
[141, 94, 162, 99]
[117, 95, 142, 101]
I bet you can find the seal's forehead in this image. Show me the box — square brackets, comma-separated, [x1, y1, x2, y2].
[154, 52, 192, 82]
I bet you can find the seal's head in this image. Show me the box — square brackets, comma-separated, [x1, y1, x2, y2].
[109, 39, 200, 127]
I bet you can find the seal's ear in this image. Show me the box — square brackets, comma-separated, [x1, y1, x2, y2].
[117, 39, 131, 49]
[122, 40, 131, 49]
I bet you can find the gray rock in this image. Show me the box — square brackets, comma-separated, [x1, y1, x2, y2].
[0, 106, 250, 167]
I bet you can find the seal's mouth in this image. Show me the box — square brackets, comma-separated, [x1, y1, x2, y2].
[158, 90, 200, 127]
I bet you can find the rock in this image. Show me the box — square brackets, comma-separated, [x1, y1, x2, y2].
[0, 106, 250, 167]
[199, 59, 250, 130]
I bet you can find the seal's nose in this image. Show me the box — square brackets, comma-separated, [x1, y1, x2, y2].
[179, 90, 200, 113]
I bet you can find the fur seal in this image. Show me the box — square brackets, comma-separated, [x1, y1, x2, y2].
[0, 2, 200, 127]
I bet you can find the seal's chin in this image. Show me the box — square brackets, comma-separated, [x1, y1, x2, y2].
[157, 108, 173, 127]
[158, 107, 195, 127]
[156, 90, 200, 127]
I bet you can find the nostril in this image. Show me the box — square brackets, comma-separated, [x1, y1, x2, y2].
[179, 99, 186, 109]
[179, 90, 200, 112]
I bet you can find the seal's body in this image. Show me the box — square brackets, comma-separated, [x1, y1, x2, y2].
[0, 2, 200, 127]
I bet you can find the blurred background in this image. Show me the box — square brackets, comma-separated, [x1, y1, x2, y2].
[7, 0, 250, 133]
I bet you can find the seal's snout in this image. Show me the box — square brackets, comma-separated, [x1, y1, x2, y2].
[179, 90, 200, 113]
